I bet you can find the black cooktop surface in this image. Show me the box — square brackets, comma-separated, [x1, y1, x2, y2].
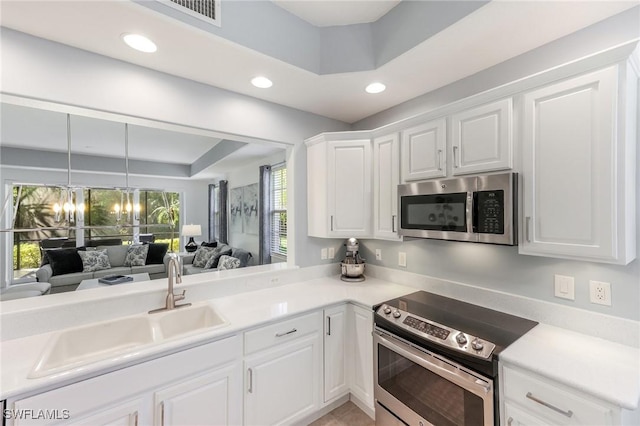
[374, 290, 538, 357]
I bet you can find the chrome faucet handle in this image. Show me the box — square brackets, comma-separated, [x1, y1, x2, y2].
[174, 290, 186, 301]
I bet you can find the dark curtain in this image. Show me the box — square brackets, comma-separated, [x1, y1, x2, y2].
[208, 184, 216, 242]
[258, 165, 271, 265]
[218, 180, 229, 244]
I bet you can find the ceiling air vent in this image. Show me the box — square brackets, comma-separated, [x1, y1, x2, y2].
[162, 0, 220, 26]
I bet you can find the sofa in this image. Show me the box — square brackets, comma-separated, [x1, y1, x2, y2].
[36, 243, 171, 294]
[181, 244, 254, 275]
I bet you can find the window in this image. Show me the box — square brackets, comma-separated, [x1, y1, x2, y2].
[270, 164, 287, 259]
[9, 183, 180, 282]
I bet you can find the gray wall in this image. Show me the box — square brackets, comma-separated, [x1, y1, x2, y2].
[349, 8, 640, 321]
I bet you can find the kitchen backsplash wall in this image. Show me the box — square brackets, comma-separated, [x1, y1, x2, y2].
[358, 238, 639, 321]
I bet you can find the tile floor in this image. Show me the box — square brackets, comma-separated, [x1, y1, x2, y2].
[308, 401, 375, 426]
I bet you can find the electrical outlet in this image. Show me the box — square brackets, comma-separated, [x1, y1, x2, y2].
[398, 252, 407, 267]
[328, 247, 335, 259]
[554, 274, 575, 300]
[321, 248, 327, 260]
[375, 249, 382, 261]
[590, 280, 611, 306]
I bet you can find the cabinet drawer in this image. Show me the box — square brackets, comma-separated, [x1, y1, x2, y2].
[503, 366, 613, 425]
[244, 311, 322, 355]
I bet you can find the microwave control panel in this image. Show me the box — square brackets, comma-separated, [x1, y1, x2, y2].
[475, 190, 504, 234]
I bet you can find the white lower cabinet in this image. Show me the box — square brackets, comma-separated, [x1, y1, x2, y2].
[348, 304, 374, 412]
[154, 363, 242, 426]
[324, 305, 348, 402]
[243, 311, 322, 426]
[502, 365, 623, 426]
[7, 336, 243, 426]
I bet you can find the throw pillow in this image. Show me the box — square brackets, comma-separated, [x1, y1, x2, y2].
[78, 249, 111, 272]
[231, 248, 252, 267]
[145, 243, 169, 265]
[192, 246, 217, 268]
[217, 255, 240, 270]
[201, 241, 218, 248]
[124, 244, 149, 267]
[204, 245, 233, 269]
[46, 248, 83, 276]
[98, 245, 128, 267]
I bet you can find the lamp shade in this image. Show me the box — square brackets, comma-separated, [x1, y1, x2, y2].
[182, 224, 202, 237]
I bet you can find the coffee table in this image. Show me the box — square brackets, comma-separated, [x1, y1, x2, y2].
[76, 273, 151, 291]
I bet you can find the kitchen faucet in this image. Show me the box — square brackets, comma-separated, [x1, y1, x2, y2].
[149, 253, 191, 313]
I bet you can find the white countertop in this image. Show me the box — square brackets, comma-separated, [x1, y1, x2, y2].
[0, 275, 413, 400]
[500, 323, 640, 410]
[1, 273, 639, 413]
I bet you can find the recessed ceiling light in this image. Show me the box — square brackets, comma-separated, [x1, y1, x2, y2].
[251, 76, 273, 89]
[365, 82, 386, 94]
[122, 33, 157, 53]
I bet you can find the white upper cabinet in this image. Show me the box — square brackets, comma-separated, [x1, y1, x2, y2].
[400, 118, 447, 181]
[519, 64, 637, 264]
[373, 133, 401, 240]
[451, 98, 513, 176]
[307, 135, 372, 238]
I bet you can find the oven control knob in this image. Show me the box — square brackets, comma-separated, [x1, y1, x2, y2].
[392, 310, 401, 318]
[383, 306, 392, 315]
[455, 333, 467, 345]
[471, 339, 484, 351]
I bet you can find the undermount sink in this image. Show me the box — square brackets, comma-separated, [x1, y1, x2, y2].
[29, 303, 229, 379]
[30, 316, 155, 379]
[156, 304, 228, 339]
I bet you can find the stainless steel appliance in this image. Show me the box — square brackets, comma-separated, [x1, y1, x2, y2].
[398, 172, 517, 245]
[340, 237, 365, 282]
[374, 291, 537, 426]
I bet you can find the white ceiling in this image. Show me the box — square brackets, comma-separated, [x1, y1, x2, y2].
[272, 0, 401, 27]
[0, 1, 636, 124]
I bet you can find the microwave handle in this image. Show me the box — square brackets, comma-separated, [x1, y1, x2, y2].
[471, 192, 478, 233]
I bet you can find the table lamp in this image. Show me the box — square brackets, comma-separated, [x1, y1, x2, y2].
[182, 224, 202, 252]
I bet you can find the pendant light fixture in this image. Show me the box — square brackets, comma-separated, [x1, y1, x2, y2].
[52, 114, 84, 223]
[114, 123, 140, 222]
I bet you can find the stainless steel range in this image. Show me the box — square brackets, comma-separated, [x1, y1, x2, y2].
[373, 291, 537, 426]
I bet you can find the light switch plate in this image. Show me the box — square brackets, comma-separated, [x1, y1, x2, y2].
[554, 274, 575, 300]
[375, 249, 382, 261]
[321, 248, 327, 260]
[328, 247, 335, 259]
[398, 252, 407, 267]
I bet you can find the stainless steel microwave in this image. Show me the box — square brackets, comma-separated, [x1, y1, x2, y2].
[398, 172, 517, 245]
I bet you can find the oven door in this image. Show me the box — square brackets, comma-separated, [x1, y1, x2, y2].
[374, 330, 494, 426]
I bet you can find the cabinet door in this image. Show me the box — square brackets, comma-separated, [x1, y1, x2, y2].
[154, 362, 242, 426]
[504, 402, 552, 426]
[400, 118, 446, 182]
[520, 66, 620, 262]
[373, 133, 401, 240]
[10, 397, 148, 426]
[244, 333, 321, 426]
[349, 304, 374, 412]
[451, 98, 512, 176]
[324, 305, 348, 402]
[327, 139, 372, 237]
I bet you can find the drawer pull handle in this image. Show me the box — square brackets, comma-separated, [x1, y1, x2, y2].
[133, 410, 139, 426]
[160, 401, 165, 426]
[525, 216, 531, 243]
[275, 328, 297, 337]
[327, 317, 331, 336]
[526, 392, 573, 418]
[507, 417, 513, 426]
[453, 145, 459, 168]
[437, 149, 443, 171]
[248, 368, 253, 393]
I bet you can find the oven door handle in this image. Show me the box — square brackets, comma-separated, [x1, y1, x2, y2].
[374, 330, 493, 395]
